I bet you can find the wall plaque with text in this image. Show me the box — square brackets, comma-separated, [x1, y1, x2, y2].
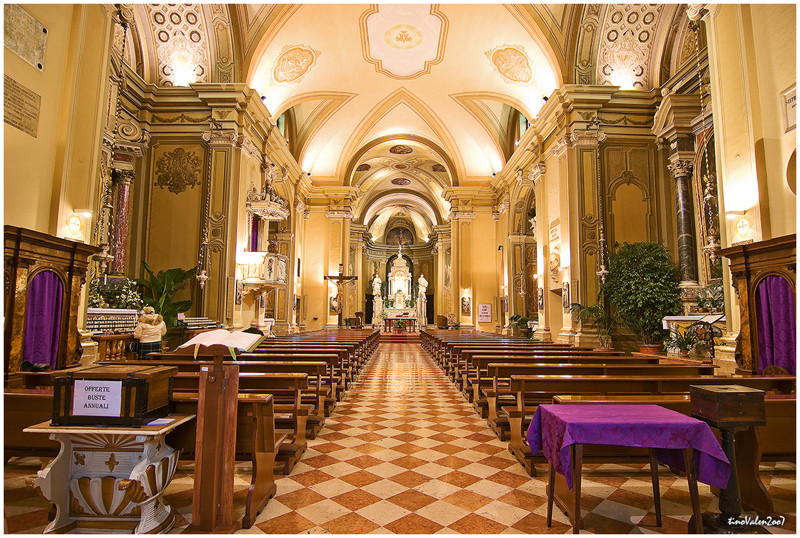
[4, 4, 48, 70]
[4, 75, 41, 137]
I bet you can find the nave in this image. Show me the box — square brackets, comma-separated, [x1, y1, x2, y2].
[5, 342, 795, 534]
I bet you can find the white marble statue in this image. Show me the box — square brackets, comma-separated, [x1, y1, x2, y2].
[372, 274, 382, 297]
[417, 274, 428, 325]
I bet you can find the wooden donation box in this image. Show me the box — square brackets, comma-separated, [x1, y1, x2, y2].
[690, 385, 766, 428]
[51, 365, 177, 427]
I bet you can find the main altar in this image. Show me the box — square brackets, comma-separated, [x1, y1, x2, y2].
[373, 245, 428, 332]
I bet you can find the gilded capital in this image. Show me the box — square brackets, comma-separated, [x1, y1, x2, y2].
[667, 159, 694, 180]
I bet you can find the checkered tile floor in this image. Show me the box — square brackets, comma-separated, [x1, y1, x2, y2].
[4, 343, 796, 533]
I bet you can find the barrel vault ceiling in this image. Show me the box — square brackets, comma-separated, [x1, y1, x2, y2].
[126, 3, 689, 232]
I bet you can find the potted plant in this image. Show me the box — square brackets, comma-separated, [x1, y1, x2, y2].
[569, 298, 618, 350]
[602, 242, 682, 354]
[394, 319, 406, 333]
[507, 314, 534, 338]
[696, 280, 725, 313]
[451, 322, 461, 330]
[665, 328, 699, 358]
[135, 262, 197, 349]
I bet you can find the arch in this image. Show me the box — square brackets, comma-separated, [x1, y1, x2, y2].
[754, 274, 796, 374]
[338, 88, 464, 184]
[344, 133, 459, 188]
[23, 270, 65, 369]
[358, 190, 443, 226]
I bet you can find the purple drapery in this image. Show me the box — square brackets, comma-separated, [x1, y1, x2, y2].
[23, 271, 63, 368]
[250, 221, 258, 252]
[756, 275, 796, 375]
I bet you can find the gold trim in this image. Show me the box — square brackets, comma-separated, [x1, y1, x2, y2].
[358, 4, 449, 80]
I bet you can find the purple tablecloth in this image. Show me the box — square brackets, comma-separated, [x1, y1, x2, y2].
[527, 404, 731, 490]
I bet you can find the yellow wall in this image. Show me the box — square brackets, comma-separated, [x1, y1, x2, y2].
[470, 210, 500, 332]
[302, 209, 331, 331]
[748, 4, 796, 237]
[4, 4, 113, 237]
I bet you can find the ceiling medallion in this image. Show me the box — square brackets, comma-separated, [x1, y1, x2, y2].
[360, 4, 448, 79]
[385, 24, 423, 50]
[486, 45, 533, 85]
[390, 145, 413, 154]
[393, 164, 408, 170]
[272, 44, 321, 85]
[356, 164, 371, 172]
[432, 164, 446, 172]
[391, 178, 411, 185]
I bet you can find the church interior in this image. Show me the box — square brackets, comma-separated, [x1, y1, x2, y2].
[3, 3, 797, 534]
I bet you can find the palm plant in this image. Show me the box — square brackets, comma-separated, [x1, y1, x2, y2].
[569, 299, 619, 349]
[665, 328, 699, 357]
[135, 261, 197, 326]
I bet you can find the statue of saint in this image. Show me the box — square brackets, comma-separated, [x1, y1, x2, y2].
[372, 274, 382, 296]
[417, 274, 428, 324]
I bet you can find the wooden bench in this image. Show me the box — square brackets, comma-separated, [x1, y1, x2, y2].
[171, 371, 313, 474]
[482, 363, 719, 440]
[168, 392, 286, 528]
[505, 375, 796, 475]
[463, 353, 660, 405]
[4, 388, 60, 460]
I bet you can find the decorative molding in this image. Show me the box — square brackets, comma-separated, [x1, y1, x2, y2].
[485, 44, 534, 85]
[152, 113, 213, 124]
[667, 159, 694, 179]
[549, 135, 570, 158]
[145, 4, 210, 86]
[272, 44, 320, 85]
[153, 148, 202, 194]
[596, 4, 664, 89]
[325, 210, 354, 220]
[528, 162, 546, 184]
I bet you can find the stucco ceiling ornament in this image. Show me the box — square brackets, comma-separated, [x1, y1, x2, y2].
[154, 148, 203, 194]
[485, 45, 534, 85]
[391, 178, 412, 186]
[146, 4, 209, 86]
[597, 5, 663, 89]
[272, 44, 321, 85]
[360, 4, 448, 79]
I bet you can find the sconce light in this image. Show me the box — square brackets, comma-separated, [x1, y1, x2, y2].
[65, 214, 83, 236]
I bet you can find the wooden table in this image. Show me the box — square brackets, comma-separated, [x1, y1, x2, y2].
[24, 414, 195, 534]
[527, 404, 731, 534]
[384, 317, 417, 333]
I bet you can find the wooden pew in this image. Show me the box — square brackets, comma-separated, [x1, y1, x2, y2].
[482, 363, 719, 440]
[463, 353, 660, 405]
[4, 388, 60, 460]
[505, 375, 796, 475]
[172, 371, 313, 474]
[168, 392, 285, 528]
[550, 394, 796, 521]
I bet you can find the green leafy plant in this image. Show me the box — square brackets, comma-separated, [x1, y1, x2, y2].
[135, 261, 197, 326]
[665, 328, 699, 356]
[569, 298, 619, 349]
[603, 242, 682, 345]
[379, 310, 388, 319]
[451, 322, 461, 330]
[395, 320, 406, 330]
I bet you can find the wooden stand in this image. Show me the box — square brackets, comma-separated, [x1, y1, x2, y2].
[690, 385, 769, 534]
[182, 345, 241, 533]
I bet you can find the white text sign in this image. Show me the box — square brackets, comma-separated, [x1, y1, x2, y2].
[72, 380, 122, 417]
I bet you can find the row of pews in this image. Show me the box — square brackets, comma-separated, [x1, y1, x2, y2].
[420, 328, 796, 519]
[4, 328, 380, 529]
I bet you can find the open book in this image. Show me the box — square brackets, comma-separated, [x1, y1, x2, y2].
[177, 329, 265, 353]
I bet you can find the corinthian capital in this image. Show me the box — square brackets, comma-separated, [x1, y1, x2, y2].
[667, 159, 694, 180]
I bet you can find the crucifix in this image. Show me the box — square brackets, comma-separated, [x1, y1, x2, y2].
[324, 263, 358, 327]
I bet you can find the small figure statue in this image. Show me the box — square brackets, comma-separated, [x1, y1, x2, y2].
[372, 274, 382, 296]
[133, 306, 166, 360]
[417, 274, 428, 325]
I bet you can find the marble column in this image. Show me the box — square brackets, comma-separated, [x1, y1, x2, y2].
[110, 169, 135, 274]
[667, 159, 698, 283]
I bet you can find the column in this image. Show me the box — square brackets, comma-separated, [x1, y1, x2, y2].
[110, 169, 135, 274]
[667, 159, 699, 283]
